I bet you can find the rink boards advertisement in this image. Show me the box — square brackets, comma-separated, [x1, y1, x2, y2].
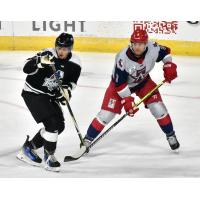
[0, 21, 200, 55]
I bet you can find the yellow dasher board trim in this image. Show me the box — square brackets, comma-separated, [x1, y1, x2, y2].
[0, 36, 200, 56]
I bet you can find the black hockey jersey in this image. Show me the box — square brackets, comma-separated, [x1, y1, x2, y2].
[23, 48, 81, 97]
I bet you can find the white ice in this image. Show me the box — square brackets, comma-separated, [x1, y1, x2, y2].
[0, 51, 200, 177]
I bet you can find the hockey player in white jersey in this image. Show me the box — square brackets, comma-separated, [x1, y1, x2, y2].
[83, 29, 180, 152]
[17, 33, 81, 172]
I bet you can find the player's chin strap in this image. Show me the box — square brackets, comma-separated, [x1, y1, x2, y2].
[88, 79, 167, 150]
[50, 64, 84, 145]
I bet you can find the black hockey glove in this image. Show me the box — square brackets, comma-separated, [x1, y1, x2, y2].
[37, 51, 55, 68]
[55, 86, 72, 105]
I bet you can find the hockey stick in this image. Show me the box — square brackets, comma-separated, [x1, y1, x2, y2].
[51, 64, 84, 145]
[63, 94, 84, 145]
[64, 79, 166, 162]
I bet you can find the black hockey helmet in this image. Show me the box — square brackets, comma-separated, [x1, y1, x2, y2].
[55, 32, 74, 49]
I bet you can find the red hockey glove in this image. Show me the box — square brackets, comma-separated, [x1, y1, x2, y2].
[121, 96, 139, 117]
[163, 62, 177, 83]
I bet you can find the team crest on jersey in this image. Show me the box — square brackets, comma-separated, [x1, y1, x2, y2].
[42, 70, 64, 91]
[108, 98, 116, 109]
[128, 64, 136, 74]
[130, 64, 146, 83]
[54, 70, 64, 80]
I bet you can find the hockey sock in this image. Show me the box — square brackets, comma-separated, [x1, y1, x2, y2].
[44, 140, 57, 155]
[42, 130, 58, 155]
[30, 129, 44, 149]
[86, 118, 105, 141]
[157, 114, 175, 137]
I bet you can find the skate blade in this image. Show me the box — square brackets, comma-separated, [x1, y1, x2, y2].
[16, 150, 41, 167]
[44, 165, 60, 172]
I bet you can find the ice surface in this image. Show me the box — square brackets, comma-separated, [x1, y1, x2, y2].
[0, 51, 200, 177]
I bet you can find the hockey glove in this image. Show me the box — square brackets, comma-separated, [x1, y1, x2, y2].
[121, 96, 139, 117]
[37, 51, 55, 68]
[163, 62, 177, 83]
[55, 86, 72, 105]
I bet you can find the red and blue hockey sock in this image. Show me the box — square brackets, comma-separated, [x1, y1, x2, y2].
[157, 114, 175, 137]
[85, 118, 105, 141]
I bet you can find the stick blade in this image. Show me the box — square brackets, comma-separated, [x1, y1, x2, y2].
[64, 146, 87, 162]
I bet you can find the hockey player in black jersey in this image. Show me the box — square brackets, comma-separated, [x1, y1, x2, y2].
[17, 33, 81, 172]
